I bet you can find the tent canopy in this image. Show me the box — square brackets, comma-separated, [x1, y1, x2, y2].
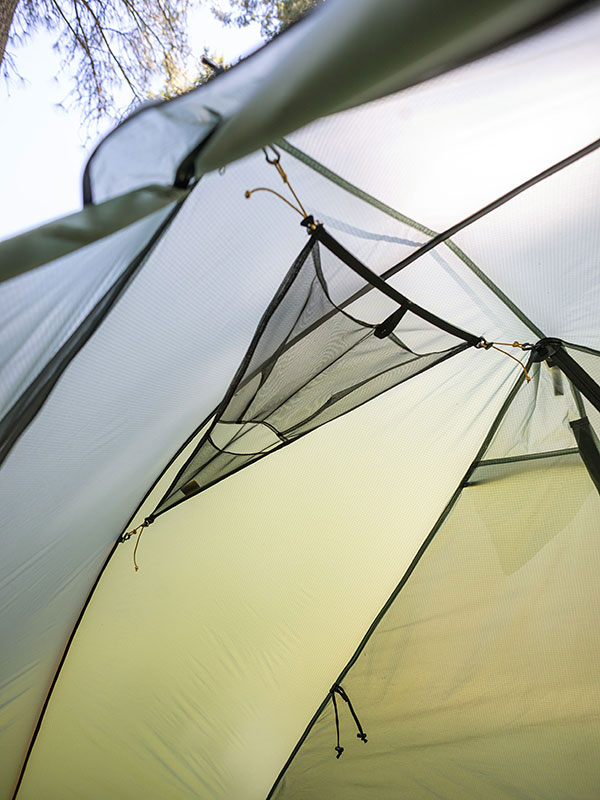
[1, 1, 600, 798]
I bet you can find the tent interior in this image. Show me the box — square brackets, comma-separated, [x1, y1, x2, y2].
[1, 0, 600, 797]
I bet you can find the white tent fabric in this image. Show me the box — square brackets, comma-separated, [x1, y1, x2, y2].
[1, 1, 600, 798]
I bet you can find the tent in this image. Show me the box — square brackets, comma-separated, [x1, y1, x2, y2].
[2, 0, 600, 796]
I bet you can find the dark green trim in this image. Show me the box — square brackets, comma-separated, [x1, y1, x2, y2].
[11, 537, 121, 800]
[385, 137, 600, 283]
[152, 237, 318, 516]
[80, 2, 324, 203]
[154, 342, 471, 519]
[568, 381, 587, 418]
[441, 240, 545, 339]
[478, 447, 579, 467]
[0, 185, 189, 285]
[335, 368, 527, 681]
[265, 368, 527, 799]
[152, 229, 475, 518]
[10, 329, 198, 798]
[279, 139, 437, 237]
[563, 345, 600, 418]
[540, 344, 593, 417]
[563, 341, 600, 358]
[571, 417, 600, 495]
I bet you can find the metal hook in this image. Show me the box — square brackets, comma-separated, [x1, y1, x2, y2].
[263, 145, 281, 165]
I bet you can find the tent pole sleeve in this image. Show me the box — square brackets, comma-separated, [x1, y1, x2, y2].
[311, 224, 480, 346]
[0, 184, 189, 285]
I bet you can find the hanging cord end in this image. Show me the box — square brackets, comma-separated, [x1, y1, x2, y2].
[331, 683, 368, 758]
[120, 515, 155, 572]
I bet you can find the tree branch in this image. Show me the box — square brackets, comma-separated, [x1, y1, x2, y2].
[78, 0, 141, 99]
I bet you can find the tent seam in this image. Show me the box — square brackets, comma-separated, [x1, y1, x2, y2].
[563, 341, 600, 357]
[10, 537, 121, 800]
[478, 447, 579, 466]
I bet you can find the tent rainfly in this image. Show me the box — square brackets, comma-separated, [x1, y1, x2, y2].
[2, 0, 600, 797]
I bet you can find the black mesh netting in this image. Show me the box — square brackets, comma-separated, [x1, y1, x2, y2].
[155, 234, 471, 515]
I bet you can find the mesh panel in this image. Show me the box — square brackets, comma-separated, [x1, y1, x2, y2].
[155, 235, 468, 514]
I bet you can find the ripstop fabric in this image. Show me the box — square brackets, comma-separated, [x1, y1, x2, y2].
[1, 1, 600, 798]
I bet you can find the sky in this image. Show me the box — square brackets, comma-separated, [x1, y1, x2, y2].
[0, 5, 264, 241]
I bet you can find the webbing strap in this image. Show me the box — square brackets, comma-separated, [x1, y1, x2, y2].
[374, 304, 409, 339]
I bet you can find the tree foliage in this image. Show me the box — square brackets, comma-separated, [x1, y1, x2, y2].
[212, 0, 318, 39]
[1, 0, 318, 127]
[3, 0, 194, 125]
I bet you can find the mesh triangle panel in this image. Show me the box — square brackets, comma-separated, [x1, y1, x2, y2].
[155, 233, 472, 515]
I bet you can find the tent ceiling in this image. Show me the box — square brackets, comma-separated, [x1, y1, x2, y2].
[1, 1, 600, 798]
